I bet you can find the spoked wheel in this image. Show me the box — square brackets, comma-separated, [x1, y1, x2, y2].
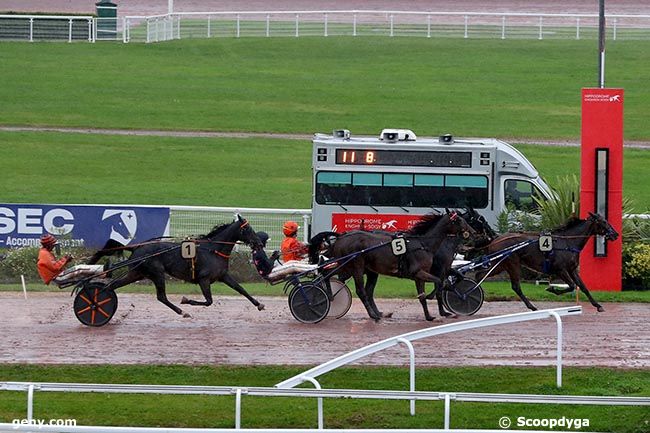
[73, 282, 118, 327]
[442, 278, 484, 316]
[288, 283, 330, 324]
[325, 278, 352, 319]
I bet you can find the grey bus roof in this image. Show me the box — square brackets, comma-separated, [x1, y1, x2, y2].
[313, 130, 541, 179]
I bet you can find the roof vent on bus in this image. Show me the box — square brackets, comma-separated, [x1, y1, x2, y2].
[333, 129, 351, 139]
[439, 134, 454, 145]
[380, 129, 417, 142]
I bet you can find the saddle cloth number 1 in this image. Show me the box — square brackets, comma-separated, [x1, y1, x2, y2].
[391, 238, 407, 256]
[181, 241, 197, 259]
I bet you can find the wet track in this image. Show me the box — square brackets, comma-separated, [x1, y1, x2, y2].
[1, 292, 648, 368]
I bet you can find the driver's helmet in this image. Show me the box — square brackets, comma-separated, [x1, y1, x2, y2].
[282, 221, 299, 236]
[40, 234, 57, 249]
[257, 231, 269, 248]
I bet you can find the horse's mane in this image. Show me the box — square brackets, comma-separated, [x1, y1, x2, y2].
[407, 213, 444, 236]
[553, 215, 584, 231]
[200, 222, 231, 239]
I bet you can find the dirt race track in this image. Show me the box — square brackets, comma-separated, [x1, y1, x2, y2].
[1, 292, 648, 368]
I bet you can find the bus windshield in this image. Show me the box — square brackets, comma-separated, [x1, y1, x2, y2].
[316, 171, 489, 208]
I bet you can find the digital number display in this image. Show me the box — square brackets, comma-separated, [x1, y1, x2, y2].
[335, 149, 471, 168]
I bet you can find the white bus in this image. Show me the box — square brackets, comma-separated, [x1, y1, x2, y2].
[311, 128, 553, 234]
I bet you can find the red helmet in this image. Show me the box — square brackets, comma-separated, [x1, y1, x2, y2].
[40, 234, 57, 249]
[282, 221, 299, 236]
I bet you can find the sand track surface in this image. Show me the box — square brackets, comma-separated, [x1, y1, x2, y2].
[1, 292, 648, 368]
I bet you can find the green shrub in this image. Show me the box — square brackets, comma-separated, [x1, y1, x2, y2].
[622, 242, 650, 290]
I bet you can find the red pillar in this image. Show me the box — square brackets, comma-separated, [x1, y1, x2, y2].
[580, 88, 624, 291]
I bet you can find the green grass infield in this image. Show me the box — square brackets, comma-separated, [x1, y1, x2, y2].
[0, 365, 647, 431]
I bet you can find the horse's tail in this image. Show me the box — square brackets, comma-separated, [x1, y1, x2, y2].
[87, 239, 133, 264]
[308, 231, 339, 264]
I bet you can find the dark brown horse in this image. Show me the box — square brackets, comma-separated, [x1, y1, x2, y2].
[106, 215, 265, 318]
[327, 212, 476, 321]
[482, 212, 618, 312]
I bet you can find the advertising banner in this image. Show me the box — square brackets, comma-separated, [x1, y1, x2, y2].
[331, 213, 425, 233]
[0, 204, 170, 249]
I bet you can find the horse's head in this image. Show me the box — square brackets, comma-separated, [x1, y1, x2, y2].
[235, 215, 263, 250]
[446, 209, 477, 240]
[460, 207, 497, 240]
[102, 211, 135, 244]
[588, 212, 619, 241]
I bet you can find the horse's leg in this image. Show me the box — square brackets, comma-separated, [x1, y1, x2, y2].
[180, 278, 213, 306]
[364, 271, 391, 318]
[352, 271, 380, 321]
[149, 272, 188, 317]
[546, 271, 576, 295]
[415, 279, 435, 321]
[221, 273, 265, 311]
[503, 261, 538, 311]
[570, 270, 605, 312]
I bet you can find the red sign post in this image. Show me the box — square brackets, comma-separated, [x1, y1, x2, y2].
[580, 88, 624, 291]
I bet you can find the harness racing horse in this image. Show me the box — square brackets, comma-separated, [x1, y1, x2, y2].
[483, 212, 618, 312]
[107, 215, 265, 317]
[425, 207, 498, 316]
[326, 212, 476, 321]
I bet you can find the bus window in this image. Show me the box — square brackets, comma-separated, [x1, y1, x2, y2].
[504, 179, 544, 211]
[316, 171, 488, 209]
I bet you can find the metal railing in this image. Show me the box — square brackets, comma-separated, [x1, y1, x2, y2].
[0, 14, 95, 42]
[122, 10, 650, 43]
[2, 308, 649, 433]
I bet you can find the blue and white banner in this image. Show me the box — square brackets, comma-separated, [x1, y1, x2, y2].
[0, 204, 170, 249]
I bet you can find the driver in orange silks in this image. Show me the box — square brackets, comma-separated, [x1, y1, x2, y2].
[37, 234, 106, 286]
[265, 221, 316, 281]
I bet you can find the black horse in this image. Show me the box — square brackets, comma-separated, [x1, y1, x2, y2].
[107, 215, 265, 317]
[425, 207, 498, 316]
[324, 212, 476, 321]
[482, 212, 618, 312]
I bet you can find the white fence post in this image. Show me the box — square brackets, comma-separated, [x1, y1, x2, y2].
[613, 17, 618, 40]
[235, 388, 242, 428]
[538, 16, 543, 40]
[576, 17, 580, 40]
[397, 338, 416, 416]
[324, 13, 328, 37]
[29, 18, 33, 42]
[443, 393, 451, 430]
[266, 14, 270, 37]
[353, 13, 357, 36]
[427, 14, 431, 38]
[302, 377, 323, 429]
[236, 14, 240, 38]
[464, 15, 468, 38]
[390, 14, 394, 37]
[550, 311, 563, 388]
[501, 15, 506, 39]
[207, 15, 211, 37]
[295, 14, 299, 37]
[27, 384, 34, 420]
[68, 18, 73, 42]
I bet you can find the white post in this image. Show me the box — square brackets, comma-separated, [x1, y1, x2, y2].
[21, 275, 27, 300]
[295, 14, 299, 37]
[427, 14, 431, 38]
[27, 384, 34, 420]
[302, 214, 310, 244]
[266, 14, 270, 37]
[613, 18, 617, 41]
[168, 0, 173, 14]
[501, 15, 506, 39]
[464, 15, 468, 38]
[146, 19, 150, 43]
[550, 311, 563, 388]
[29, 18, 33, 42]
[390, 14, 394, 37]
[324, 13, 328, 37]
[235, 388, 242, 428]
[353, 13, 357, 36]
[207, 16, 211, 38]
[236, 14, 240, 38]
[538, 16, 543, 40]
[68, 18, 73, 43]
[397, 338, 416, 416]
[576, 18, 580, 40]
[176, 15, 180, 39]
[303, 377, 323, 429]
[443, 393, 451, 430]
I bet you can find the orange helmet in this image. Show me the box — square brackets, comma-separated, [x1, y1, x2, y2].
[40, 233, 57, 249]
[282, 220, 299, 236]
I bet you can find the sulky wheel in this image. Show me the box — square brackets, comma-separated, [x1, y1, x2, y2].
[325, 278, 352, 319]
[74, 282, 118, 327]
[288, 282, 330, 324]
[442, 278, 484, 316]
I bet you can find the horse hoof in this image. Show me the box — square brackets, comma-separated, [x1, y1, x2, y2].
[182, 312, 192, 318]
[257, 303, 265, 311]
[597, 306, 605, 312]
[180, 296, 190, 304]
[381, 312, 394, 319]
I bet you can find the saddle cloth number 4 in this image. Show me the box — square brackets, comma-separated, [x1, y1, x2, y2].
[539, 235, 553, 252]
[391, 238, 407, 256]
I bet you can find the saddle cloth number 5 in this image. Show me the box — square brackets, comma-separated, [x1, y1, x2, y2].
[391, 238, 407, 256]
